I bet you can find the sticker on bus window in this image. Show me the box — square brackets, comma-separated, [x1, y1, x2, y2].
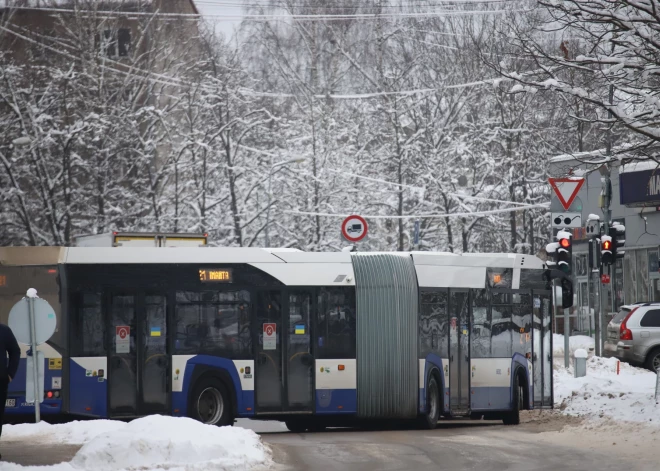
[116, 326, 130, 353]
[263, 323, 276, 350]
[295, 324, 305, 335]
[534, 297, 541, 308]
[150, 327, 161, 337]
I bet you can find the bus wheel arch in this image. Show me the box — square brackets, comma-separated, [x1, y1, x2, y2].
[418, 368, 442, 429]
[187, 366, 236, 426]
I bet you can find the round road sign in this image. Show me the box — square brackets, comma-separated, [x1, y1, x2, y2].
[341, 215, 368, 242]
[8, 296, 57, 346]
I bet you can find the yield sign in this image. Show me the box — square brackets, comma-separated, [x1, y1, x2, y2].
[549, 177, 585, 210]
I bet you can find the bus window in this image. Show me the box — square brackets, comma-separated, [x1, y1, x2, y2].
[316, 287, 356, 359]
[419, 290, 448, 359]
[71, 292, 106, 356]
[471, 289, 490, 358]
[491, 293, 512, 357]
[174, 290, 251, 359]
[512, 294, 532, 356]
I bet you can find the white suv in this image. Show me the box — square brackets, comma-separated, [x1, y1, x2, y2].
[603, 303, 660, 371]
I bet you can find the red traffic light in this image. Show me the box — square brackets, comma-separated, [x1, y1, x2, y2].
[602, 240, 612, 250]
[559, 238, 571, 248]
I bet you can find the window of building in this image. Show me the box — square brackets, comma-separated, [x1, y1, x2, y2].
[99, 28, 131, 57]
[640, 309, 660, 327]
[71, 292, 106, 356]
[420, 290, 449, 358]
[316, 287, 356, 359]
[637, 249, 650, 302]
[174, 290, 251, 359]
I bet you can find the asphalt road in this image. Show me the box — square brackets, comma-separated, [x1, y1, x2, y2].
[1, 416, 657, 470]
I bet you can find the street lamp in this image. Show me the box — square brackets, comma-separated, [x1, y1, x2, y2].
[265, 157, 306, 247]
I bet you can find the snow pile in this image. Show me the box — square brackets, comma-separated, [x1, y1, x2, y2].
[553, 338, 660, 428]
[2, 416, 272, 471]
[2, 419, 125, 444]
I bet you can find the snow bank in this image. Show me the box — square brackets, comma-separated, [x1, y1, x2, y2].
[2, 416, 272, 471]
[553, 338, 660, 428]
[2, 419, 125, 444]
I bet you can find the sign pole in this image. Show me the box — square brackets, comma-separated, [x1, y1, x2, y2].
[27, 296, 40, 423]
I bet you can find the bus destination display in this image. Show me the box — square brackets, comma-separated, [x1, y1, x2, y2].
[199, 268, 232, 283]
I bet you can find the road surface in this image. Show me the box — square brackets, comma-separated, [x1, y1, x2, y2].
[1, 413, 657, 470]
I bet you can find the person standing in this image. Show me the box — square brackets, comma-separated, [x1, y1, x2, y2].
[0, 322, 20, 458]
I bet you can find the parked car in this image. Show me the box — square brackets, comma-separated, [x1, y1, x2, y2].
[603, 303, 660, 371]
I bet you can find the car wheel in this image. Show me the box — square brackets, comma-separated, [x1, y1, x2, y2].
[645, 348, 660, 372]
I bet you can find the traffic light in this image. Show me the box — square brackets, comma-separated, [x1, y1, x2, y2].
[601, 235, 613, 265]
[556, 230, 572, 274]
[610, 223, 625, 261]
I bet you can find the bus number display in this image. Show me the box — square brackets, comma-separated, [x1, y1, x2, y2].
[199, 268, 232, 283]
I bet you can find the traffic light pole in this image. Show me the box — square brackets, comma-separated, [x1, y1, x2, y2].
[600, 167, 613, 356]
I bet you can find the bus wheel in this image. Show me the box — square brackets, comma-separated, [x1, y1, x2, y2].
[419, 375, 440, 429]
[503, 374, 522, 426]
[191, 377, 233, 427]
[285, 420, 308, 433]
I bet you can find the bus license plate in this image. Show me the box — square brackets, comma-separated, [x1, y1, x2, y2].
[5, 399, 15, 407]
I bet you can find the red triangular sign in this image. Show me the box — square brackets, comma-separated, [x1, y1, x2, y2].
[549, 177, 585, 210]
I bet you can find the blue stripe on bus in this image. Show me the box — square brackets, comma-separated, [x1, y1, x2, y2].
[470, 387, 511, 410]
[5, 358, 63, 416]
[315, 388, 356, 414]
[175, 355, 254, 418]
[68, 359, 106, 417]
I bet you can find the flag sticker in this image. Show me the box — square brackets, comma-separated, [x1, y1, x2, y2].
[150, 327, 161, 337]
[295, 324, 305, 335]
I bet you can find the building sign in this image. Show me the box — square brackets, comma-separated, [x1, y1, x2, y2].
[619, 166, 660, 207]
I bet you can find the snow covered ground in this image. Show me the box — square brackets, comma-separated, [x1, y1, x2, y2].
[1, 416, 272, 471]
[553, 334, 660, 428]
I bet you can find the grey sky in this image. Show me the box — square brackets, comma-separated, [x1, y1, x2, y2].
[195, 1, 245, 40]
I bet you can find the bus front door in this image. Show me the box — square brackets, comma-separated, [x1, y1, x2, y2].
[108, 294, 169, 417]
[449, 290, 470, 415]
[254, 290, 314, 414]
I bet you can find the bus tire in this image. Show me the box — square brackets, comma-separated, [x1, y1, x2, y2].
[502, 373, 522, 426]
[285, 420, 308, 433]
[190, 376, 233, 427]
[419, 374, 441, 429]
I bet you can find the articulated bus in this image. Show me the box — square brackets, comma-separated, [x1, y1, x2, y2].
[0, 247, 553, 430]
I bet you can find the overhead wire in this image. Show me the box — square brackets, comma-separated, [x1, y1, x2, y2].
[4, 4, 535, 21]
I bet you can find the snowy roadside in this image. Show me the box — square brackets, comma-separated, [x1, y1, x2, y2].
[1, 416, 273, 471]
[552, 334, 660, 429]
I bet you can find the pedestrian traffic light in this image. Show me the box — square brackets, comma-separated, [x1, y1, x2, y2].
[610, 223, 625, 260]
[601, 235, 613, 265]
[556, 231, 572, 274]
[560, 276, 573, 309]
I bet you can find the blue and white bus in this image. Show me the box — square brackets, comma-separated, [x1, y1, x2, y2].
[0, 247, 554, 430]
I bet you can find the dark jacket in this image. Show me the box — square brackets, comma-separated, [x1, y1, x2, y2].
[0, 324, 20, 381]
